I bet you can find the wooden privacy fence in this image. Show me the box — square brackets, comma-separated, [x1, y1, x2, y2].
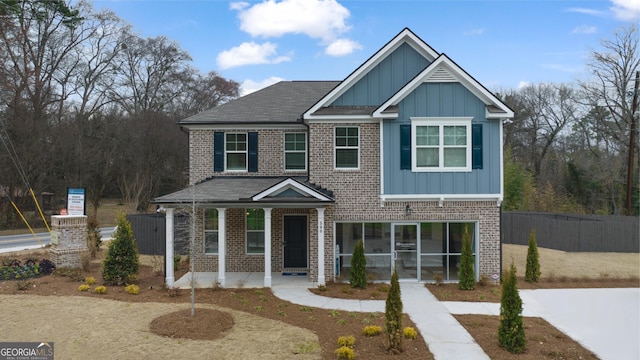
[502, 212, 639, 253]
[127, 213, 190, 255]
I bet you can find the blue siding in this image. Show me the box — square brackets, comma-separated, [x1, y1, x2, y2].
[384, 83, 501, 195]
[331, 43, 430, 106]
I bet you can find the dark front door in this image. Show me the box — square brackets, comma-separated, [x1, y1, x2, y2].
[284, 215, 307, 268]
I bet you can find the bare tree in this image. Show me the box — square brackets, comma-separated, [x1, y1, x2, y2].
[582, 24, 639, 215]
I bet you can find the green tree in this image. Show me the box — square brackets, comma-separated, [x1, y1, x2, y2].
[86, 215, 102, 258]
[498, 261, 526, 353]
[349, 239, 366, 289]
[385, 268, 403, 354]
[458, 224, 475, 290]
[525, 229, 541, 282]
[102, 212, 139, 285]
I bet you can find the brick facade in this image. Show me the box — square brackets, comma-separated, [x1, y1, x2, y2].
[49, 215, 89, 269]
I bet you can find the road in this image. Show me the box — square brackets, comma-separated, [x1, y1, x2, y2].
[0, 227, 116, 253]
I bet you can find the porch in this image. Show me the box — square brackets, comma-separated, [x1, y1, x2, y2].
[174, 271, 313, 289]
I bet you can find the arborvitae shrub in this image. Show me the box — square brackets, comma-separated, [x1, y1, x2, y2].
[87, 216, 102, 258]
[458, 224, 475, 290]
[385, 268, 403, 354]
[525, 229, 541, 282]
[102, 212, 139, 285]
[498, 261, 526, 353]
[349, 239, 366, 289]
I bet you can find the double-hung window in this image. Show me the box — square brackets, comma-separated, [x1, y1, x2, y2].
[411, 118, 472, 171]
[335, 127, 359, 169]
[225, 133, 247, 171]
[284, 133, 306, 171]
[246, 208, 265, 254]
[204, 209, 218, 254]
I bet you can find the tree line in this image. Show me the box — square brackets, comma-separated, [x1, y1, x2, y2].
[0, 0, 239, 228]
[501, 24, 638, 216]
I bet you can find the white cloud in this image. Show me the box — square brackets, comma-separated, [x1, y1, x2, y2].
[325, 38, 362, 56]
[518, 81, 530, 89]
[464, 28, 485, 36]
[229, 2, 249, 11]
[567, 7, 607, 17]
[216, 42, 291, 70]
[610, 0, 640, 20]
[232, 0, 359, 56]
[240, 76, 285, 96]
[571, 25, 597, 34]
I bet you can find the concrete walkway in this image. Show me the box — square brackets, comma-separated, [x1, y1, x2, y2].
[273, 281, 489, 360]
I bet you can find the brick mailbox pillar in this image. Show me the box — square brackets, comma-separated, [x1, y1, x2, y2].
[49, 215, 89, 269]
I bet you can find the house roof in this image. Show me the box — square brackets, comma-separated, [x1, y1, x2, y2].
[153, 176, 334, 206]
[179, 81, 340, 126]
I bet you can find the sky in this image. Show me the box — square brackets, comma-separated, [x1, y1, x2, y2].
[91, 0, 640, 95]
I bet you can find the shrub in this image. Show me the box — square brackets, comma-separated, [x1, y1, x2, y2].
[498, 261, 526, 353]
[334, 346, 355, 360]
[337, 335, 355, 347]
[458, 224, 475, 290]
[385, 268, 403, 354]
[84, 277, 96, 285]
[15, 279, 31, 291]
[78, 284, 90, 292]
[403, 327, 417, 339]
[349, 239, 366, 289]
[87, 216, 102, 258]
[174, 254, 181, 271]
[38, 259, 55, 275]
[125, 284, 139, 295]
[94, 285, 107, 294]
[525, 229, 541, 283]
[362, 325, 382, 336]
[102, 212, 139, 285]
[433, 273, 443, 285]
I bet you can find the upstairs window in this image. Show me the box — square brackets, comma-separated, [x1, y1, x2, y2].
[411, 118, 472, 172]
[204, 209, 218, 254]
[246, 208, 265, 254]
[225, 133, 247, 171]
[284, 133, 306, 171]
[335, 127, 359, 169]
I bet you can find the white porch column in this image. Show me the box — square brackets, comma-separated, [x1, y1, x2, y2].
[264, 207, 272, 287]
[217, 208, 226, 287]
[165, 208, 175, 287]
[316, 207, 326, 286]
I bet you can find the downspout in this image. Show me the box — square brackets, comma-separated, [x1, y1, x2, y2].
[499, 204, 503, 282]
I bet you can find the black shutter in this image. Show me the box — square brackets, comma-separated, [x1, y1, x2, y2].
[248, 132, 258, 172]
[214, 132, 224, 172]
[400, 125, 411, 170]
[472, 124, 483, 169]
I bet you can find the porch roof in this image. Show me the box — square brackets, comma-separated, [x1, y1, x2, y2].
[153, 176, 334, 207]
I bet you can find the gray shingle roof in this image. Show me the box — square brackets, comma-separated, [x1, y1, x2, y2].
[153, 176, 334, 205]
[180, 81, 340, 125]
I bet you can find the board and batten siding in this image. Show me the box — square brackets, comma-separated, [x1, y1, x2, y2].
[383, 82, 502, 195]
[331, 43, 431, 106]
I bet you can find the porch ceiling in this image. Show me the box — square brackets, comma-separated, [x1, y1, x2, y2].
[153, 176, 334, 206]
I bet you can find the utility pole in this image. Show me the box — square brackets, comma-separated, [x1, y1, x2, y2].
[626, 71, 639, 216]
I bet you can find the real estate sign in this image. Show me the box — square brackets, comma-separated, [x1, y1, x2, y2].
[67, 188, 86, 216]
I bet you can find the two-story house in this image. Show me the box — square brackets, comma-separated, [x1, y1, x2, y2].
[154, 28, 513, 288]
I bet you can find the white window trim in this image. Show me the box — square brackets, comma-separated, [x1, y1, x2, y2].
[225, 132, 248, 172]
[203, 209, 218, 255]
[246, 208, 265, 255]
[334, 126, 360, 170]
[411, 117, 472, 172]
[283, 132, 307, 171]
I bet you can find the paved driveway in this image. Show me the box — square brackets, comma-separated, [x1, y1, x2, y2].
[519, 288, 640, 360]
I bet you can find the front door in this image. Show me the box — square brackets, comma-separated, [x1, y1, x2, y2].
[392, 224, 418, 279]
[284, 215, 307, 268]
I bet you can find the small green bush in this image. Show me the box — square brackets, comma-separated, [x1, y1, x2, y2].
[78, 284, 90, 292]
[362, 325, 382, 336]
[498, 261, 526, 353]
[102, 213, 139, 285]
[385, 268, 403, 354]
[349, 239, 366, 289]
[458, 224, 475, 290]
[125, 284, 139, 295]
[334, 346, 354, 360]
[525, 229, 541, 283]
[403, 327, 417, 339]
[94, 285, 107, 294]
